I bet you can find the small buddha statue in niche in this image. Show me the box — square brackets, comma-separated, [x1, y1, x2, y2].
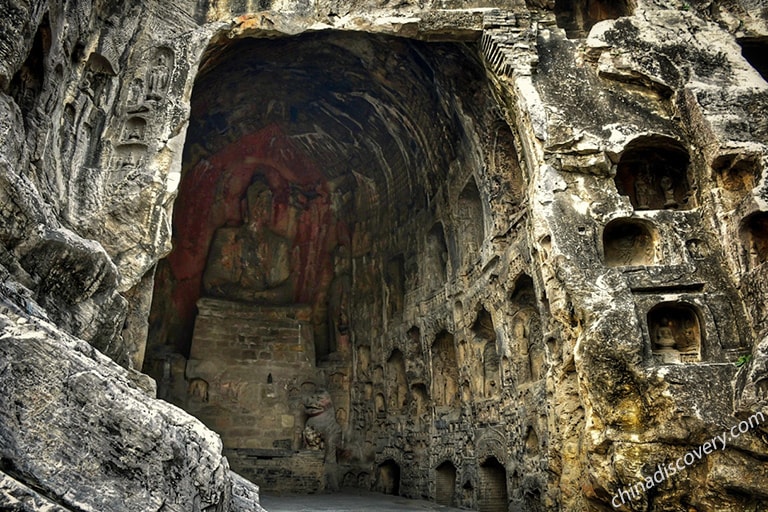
[654, 317, 682, 364]
[655, 318, 676, 349]
[634, 171, 652, 209]
[660, 176, 678, 208]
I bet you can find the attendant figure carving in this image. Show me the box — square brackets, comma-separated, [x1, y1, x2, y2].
[146, 54, 170, 100]
[661, 176, 677, 208]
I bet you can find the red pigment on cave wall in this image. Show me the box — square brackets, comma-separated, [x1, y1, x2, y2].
[167, 123, 345, 338]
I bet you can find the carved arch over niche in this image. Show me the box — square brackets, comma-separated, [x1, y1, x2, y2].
[615, 136, 693, 210]
[740, 211, 768, 272]
[603, 218, 658, 267]
[648, 302, 702, 364]
[510, 273, 536, 307]
[476, 428, 508, 466]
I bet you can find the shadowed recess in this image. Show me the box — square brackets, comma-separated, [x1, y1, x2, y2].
[146, 31, 485, 364]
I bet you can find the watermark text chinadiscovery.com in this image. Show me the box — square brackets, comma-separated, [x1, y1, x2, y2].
[612, 411, 765, 508]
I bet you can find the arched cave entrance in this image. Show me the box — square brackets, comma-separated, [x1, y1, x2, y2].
[143, 30, 494, 492]
[435, 461, 457, 506]
[478, 456, 508, 512]
[375, 459, 401, 496]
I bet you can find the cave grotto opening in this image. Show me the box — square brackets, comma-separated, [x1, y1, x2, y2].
[142, 30, 528, 502]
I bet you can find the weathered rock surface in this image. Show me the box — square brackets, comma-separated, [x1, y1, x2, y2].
[0, 470, 71, 512]
[2, 0, 768, 510]
[0, 296, 263, 512]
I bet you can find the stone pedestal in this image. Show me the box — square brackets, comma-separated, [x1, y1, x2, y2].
[185, 298, 317, 450]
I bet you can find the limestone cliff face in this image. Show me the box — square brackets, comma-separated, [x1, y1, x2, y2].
[1, 0, 768, 510]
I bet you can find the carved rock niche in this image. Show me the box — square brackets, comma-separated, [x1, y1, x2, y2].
[738, 37, 768, 82]
[456, 177, 484, 269]
[614, 136, 693, 211]
[471, 307, 500, 398]
[386, 349, 407, 413]
[122, 116, 147, 143]
[145, 47, 173, 102]
[431, 330, 459, 408]
[740, 211, 768, 272]
[425, 223, 448, 287]
[648, 302, 702, 364]
[411, 383, 428, 417]
[554, 0, 633, 39]
[712, 152, 760, 194]
[603, 218, 658, 267]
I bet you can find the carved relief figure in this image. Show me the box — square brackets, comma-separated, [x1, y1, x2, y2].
[614, 232, 651, 266]
[146, 54, 170, 100]
[634, 170, 652, 209]
[187, 378, 209, 402]
[483, 340, 500, 397]
[660, 175, 677, 208]
[303, 390, 343, 465]
[303, 425, 324, 450]
[425, 226, 447, 285]
[604, 220, 655, 267]
[387, 350, 407, 412]
[432, 333, 458, 407]
[686, 239, 705, 260]
[203, 179, 294, 303]
[127, 78, 144, 107]
[649, 305, 701, 363]
[654, 318, 676, 349]
[328, 245, 351, 354]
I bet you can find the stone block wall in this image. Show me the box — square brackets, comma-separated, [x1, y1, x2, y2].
[225, 449, 326, 494]
[185, 298, 317, 451]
